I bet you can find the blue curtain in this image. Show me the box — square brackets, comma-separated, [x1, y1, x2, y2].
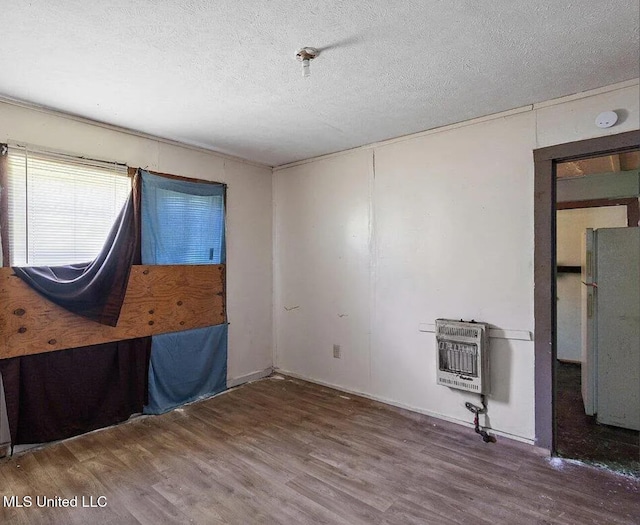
[140, 170, 227, 414]
[141, 171, 225, 265]
[144, 325, 227, 415]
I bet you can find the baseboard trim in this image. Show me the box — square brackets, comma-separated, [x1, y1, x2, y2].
[274, 368, 535, 446]
[227, 367, 273, 388]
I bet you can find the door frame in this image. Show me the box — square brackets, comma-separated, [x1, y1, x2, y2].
[533, 129, 640, 451]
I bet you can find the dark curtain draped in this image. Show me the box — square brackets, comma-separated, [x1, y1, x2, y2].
[12, 174, 140, 326]
[0, 338, 151, 444]
[0, 168, 151, 446]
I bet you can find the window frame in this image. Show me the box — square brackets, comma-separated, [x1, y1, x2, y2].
[139, 168, 227, 266]
[0, 145, 131, 267]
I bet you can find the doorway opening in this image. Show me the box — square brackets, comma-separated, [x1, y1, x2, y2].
[533, 130, 640, 466]
[554, 152, 640, 476]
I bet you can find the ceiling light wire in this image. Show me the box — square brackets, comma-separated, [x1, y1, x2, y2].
[296, 47, 319, 78]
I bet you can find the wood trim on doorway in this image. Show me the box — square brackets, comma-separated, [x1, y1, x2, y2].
[556, 198, 639, 227]
[533, 130, 640, 451]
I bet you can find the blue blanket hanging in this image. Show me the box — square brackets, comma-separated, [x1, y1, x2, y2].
[140, 170, 227, 414]
[143, 325, 227, 414]
[141, 171, 225, 265]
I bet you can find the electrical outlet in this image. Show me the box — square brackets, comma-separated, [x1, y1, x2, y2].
[333, 344, 341, 359]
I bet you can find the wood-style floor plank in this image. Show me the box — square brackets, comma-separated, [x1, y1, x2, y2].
[0, 375, 639, 524]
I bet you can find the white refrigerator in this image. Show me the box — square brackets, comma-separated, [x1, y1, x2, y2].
[581, 227, 640, 431]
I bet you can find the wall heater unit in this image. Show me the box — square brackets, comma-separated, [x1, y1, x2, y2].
[436, 319, 490, 394]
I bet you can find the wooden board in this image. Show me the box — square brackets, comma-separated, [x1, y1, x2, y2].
[0, 264, 225, 359]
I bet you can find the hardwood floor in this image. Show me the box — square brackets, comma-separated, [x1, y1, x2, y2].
[1, 375, 639, 524]
[556, 361, 640, 475]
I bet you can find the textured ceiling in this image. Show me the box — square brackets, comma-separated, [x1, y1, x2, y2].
[1, 1, 639, 166]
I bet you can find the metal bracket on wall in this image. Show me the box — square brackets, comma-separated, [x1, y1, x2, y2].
[418, 324, 532, 341]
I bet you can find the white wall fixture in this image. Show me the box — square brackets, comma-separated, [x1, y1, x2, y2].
[435, 319, 490, 395]
[296, 47, 319, 77]
[595, 110, 619, 128]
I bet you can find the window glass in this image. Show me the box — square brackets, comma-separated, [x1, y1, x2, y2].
[140, 170, 225, 266]
[6, 148, 130, 266]
[154, 187, 224, 264]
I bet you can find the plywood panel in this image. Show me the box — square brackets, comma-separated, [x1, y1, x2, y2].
[0, 265, 225, 359]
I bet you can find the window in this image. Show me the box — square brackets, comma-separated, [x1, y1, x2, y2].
[4, 147, 130, 267]
[153, 189, 225, 264]
[141, 171, 225, 265]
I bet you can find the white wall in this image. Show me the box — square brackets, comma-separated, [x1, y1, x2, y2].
[273, 151, 373, 392]
[3, 79, 636, 442]
[556, 207, 627, 361]
[274, 80, 640, 443]
[0, 101, 273, 384]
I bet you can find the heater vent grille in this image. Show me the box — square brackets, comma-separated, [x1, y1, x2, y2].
[438, 341, 478, 376]
[439, 377, 480, 391]
[435, 319, 490, 394]
[437, 325, 479, 339]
